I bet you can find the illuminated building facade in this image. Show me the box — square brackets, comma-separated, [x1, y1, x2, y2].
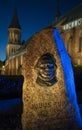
[5, 9, 26, 75]
[5, 3, 82, 75]
[55, 3, 82, 66]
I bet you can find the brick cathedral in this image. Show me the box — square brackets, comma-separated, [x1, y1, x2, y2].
[4, 3, 82, 75]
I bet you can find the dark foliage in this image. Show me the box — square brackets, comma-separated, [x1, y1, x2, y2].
[0, 75, 24, 99]
[73, 67, 82, 92]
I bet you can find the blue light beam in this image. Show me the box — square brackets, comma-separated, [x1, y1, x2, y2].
[53, 28, 82, 129]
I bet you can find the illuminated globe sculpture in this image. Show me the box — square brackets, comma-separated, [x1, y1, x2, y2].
[22, 27, 82, 130]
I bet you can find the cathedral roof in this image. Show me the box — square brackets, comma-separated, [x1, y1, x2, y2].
[52, 3, 82, 26]
[61, 3, 82, 25]
[9, 8, 21, 29]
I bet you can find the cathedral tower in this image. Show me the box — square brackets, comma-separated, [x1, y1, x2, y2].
[6, 9, 21, 59]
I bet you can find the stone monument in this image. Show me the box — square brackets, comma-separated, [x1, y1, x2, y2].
[22, 27, 82, 130]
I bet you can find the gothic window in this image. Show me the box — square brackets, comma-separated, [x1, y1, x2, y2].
[67, 36, 72, 53]
[12, 48, 15, 54]
[15, 34, 17, 41]
[12, 48, 13, 53]
[79, 32, 82, 52]
[12, 32, 14, 41]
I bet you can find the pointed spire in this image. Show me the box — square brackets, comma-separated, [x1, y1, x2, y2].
[9, 8, 21, 29]
[55, 0, 61, 22]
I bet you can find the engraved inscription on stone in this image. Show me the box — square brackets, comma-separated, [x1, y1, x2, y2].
[27, 101, 73, 130]
[35, 53, 57, 86]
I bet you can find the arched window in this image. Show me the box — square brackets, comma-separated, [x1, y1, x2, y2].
[15, 34, 17, 41]
[79, 32, 82, 52]
[12, 48, 13, 53]
[67, 36, 72, 53]
[11, 48, 15, 54]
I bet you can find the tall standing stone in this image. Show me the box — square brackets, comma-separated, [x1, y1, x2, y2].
[22, 27, 82, 130]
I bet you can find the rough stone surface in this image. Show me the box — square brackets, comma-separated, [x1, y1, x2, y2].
[22, 27, 82, 130]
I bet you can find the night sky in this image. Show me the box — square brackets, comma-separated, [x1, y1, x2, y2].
[0, 0, 82, 61]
